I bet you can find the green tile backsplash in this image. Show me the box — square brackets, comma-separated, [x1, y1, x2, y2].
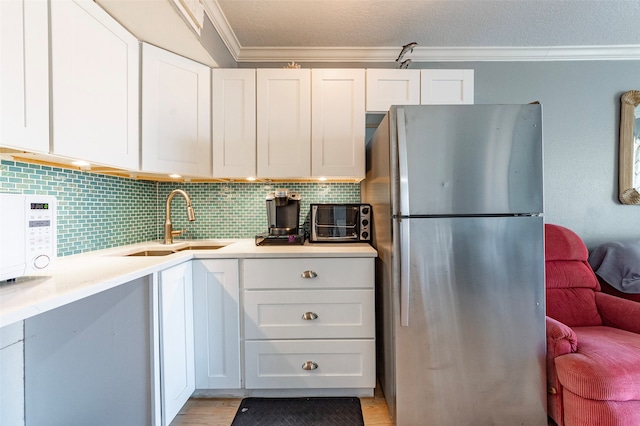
[1, 160, 157, 256]
[157, 182, 361, 239]
[0, 160, 361, 256]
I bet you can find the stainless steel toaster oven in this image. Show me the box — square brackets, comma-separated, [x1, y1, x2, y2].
[309, 203, 371, 243]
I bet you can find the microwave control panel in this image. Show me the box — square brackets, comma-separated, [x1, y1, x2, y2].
[26, 196, 57, 273]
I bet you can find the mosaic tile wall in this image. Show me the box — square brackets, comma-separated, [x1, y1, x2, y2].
[0, 160, 157, 256]
[156, 182, 362, 240]
[0, 160, 361, 256]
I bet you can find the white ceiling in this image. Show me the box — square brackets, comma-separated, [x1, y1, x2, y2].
[97, 0, 640, 65]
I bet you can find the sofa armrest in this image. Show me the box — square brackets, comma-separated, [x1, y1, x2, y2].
[596, 291, 640, 334]
[546, 316, 577, 358]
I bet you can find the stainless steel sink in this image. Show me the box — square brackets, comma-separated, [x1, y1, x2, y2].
[126, 250, 178, 257]
[178, 245, 227, 251]
[125, 244, 227, 257]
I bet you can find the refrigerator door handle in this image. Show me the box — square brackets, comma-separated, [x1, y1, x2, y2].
[400, 218, 411, 327]
[396, 107, 410, 216]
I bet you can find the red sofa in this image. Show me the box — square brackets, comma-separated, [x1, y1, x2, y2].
[545, 224, 640, 426]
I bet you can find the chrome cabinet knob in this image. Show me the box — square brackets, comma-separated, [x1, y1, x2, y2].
[301, 361, 318, 371]
[301, 270, 317, 279]
[302, 312, 318, 320]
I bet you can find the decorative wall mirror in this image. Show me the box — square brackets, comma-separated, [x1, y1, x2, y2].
[619, 90, 640, 204]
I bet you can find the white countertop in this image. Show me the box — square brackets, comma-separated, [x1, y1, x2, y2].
[0, 239, 377, 328]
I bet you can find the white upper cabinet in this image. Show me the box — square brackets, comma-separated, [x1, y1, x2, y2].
[212, 69, 256, 178]
[421, 69, 474, 104]
[142, 43, 211, 177]
[365, 69, 421, 113]
[311, 69, 365, 179]
[256, 69, 311, 178]
[50, 0, 139, 170]
[0, 0, 49, 153]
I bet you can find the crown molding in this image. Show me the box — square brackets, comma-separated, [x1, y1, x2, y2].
[202, 0, 242, 60]
[235, 45, 640, 63]
[200, 2, 640, 63]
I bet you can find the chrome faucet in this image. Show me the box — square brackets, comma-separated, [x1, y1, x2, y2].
[164, 189, 196, 244]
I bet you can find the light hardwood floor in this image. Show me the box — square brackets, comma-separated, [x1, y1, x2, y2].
[170, 386, 393, 426]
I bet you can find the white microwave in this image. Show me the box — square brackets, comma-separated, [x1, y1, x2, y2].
[0, 194, 57, 281]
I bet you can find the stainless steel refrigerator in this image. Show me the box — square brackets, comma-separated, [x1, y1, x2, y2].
[362, 104, 546, 425]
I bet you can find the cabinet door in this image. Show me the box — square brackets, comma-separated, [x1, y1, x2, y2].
[192, 259, 240, 389]
[142, 43, 211, 177]
[0, 0, 49, 153]
[311, 69, 365, 179]
[0, 322, 24, 426]
[256, 69, 311, 178]
[159, 262, 195, 425]
[421, 69, 474, 105]
[50, 0, 139, 169]
[365, 69, 420, 113]
[212, 69, 256, 178]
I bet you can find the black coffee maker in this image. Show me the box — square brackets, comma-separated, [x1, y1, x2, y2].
[255, 189, 305, 245]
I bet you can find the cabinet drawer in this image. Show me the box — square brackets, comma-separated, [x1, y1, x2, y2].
[243, 258, 373, 289]
[244, 340, 375, 389]
[244, 290, 374, 339]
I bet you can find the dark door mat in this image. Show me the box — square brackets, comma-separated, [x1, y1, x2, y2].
[230, 397, 364, 426]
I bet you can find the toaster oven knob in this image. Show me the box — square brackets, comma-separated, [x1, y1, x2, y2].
[362, 219, 369, 226]
[33, 255, 50, 269]
[362, 207, 370, 215]
[362, 231, 369, 240]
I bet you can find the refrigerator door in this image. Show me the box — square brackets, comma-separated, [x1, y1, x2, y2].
[394, 104, 543, 216]
[395, 215, 546, 425]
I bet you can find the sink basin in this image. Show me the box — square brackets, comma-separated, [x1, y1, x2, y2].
[126, 250, 178, 257]
[178, 245, 227, 251]
[124, 243, 228, 257]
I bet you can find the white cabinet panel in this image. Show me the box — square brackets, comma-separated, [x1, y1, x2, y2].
[142, 43, 211, 177]
[243, 258, 374, 290]
[0, 322, 24, 426]
[256, 69, 311, 178]
[24, 277, 153, 425]
[212, 69, 256, 178]
[421, 69, 474, 105]
[193, 259, 240, 390]
[311, 69, 365, 179]
[50, 0, 139, 169]
[365, 69, 420, 113]
[242, 256, 376, 391]
[244, 289, 375, 339]
[0, 0, 49, 153]
[159, 262, 195, 425]
[245, 340, 375, 389]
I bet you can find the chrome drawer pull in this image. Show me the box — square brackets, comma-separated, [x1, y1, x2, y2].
[301, 361, 318, 371]
[302, 312, 318, 321]
[301, 270, 317, 279]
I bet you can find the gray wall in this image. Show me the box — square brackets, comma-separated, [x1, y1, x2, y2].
[241, 60, 640, 248]
[462, 60, 639, 249]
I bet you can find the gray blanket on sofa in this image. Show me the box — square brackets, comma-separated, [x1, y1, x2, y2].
[589, 241, 640, 294]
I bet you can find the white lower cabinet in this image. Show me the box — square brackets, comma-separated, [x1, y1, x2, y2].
[192, 259, 241, 390]
[245, 340, 375, 389]
[0, 322, 25, 426]
[24, 276, 154, 426]
[158, 262, 195, 425]
[242, 257, 375, 391]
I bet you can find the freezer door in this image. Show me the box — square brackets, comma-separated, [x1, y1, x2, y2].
[394, 104, 543, 216]
[395, 216, 546, 426]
